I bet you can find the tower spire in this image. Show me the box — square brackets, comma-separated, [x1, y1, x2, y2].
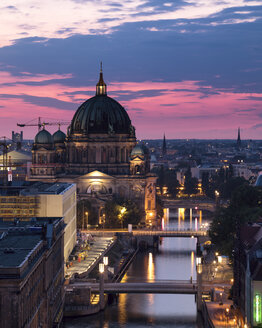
[96, 62, 107, 96]
[237, 127, 241, 150]
[162, 133, 167, 157]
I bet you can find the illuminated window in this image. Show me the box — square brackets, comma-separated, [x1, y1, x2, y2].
[254, 294, 262, 324]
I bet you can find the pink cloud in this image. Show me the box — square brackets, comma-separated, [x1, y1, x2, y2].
[0, 71, 261, 139]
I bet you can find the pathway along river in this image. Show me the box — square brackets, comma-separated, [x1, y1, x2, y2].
[63, 209, 211, 328]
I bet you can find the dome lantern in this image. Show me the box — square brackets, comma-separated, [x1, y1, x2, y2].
[96, 62, 107, 96]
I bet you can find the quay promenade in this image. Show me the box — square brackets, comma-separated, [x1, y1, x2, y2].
[65, 237, 115, 278]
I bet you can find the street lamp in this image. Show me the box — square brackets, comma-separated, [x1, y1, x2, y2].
[103, 256, 108, 266]
[215, 190, 220, 206]
[99, 263, 104, 274]
[219, 292, 223, 305]
[99, 263, 105, 310]
[103, 256, 108, 280]
[226, 308, 229, 327]
[196, 255, 203, 311]
[119, 207, 126, 229]
[85, 211, 88, 229]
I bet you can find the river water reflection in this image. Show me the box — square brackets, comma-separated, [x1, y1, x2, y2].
[63, 209, 211, 328]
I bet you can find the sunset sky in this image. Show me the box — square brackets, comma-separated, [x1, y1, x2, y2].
[0, 0, 261, 139]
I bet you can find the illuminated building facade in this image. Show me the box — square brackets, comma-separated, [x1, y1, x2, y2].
[0, 182, 77, 261]
[30, 67, 157, 225]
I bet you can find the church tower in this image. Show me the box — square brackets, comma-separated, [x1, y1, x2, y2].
[162, 133, 167, 157]
[237, 127, 241, 150]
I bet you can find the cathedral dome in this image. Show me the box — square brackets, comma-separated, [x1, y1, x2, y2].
[70, 95, 132, 135]
[53, 129, 66, 143]
[131, 143, 149, 157]
[69, 67, 133, 135]
[131, 144, 145, 157]
[34, 129, 53, 144]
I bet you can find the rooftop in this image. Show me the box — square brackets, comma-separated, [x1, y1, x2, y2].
[0, 181, 74, 196]
[0, 217, 63, 271]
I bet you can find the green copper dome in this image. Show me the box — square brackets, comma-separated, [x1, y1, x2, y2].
[34, 129, 53, 144]
[131, 143, 149, 157]
[53, 129, 66, 143]
[131, 144, 145, 157]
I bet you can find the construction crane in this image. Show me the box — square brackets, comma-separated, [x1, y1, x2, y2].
[17, 117, 70, 132]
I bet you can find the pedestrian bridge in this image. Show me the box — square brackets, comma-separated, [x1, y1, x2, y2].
[85, 229, 207, 238]
[68, 280, 198, 295]
[132, 230, 207, 237]
[162, 199, 216, 212]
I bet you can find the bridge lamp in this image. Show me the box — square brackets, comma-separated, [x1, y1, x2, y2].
[196, 256, 202, 274]
[196, 256, 202, 266]
[99, 263, 105, 274]
[103, 256, 108, 266]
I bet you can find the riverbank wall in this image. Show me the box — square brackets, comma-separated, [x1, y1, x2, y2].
[64, 234, 137, 317]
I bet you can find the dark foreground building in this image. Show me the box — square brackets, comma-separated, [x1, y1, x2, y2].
[234, 223, 262, 327]
[0, 217, 65, 328]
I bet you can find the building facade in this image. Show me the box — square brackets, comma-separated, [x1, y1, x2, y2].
[30, 68, 157, 225]
[0, 182, 77, 261]
[234, 223, 262, 327]
[0, 217, 65, 328]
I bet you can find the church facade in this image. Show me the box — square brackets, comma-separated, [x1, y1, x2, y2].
[30, 68, 157, 226]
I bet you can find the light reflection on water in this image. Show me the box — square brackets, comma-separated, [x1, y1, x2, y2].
[63, 210, 211, 328]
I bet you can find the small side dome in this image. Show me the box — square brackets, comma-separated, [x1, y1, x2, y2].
[34, 129, 53, 144]
[53, 129, 66, 143]
[255, 173, 262, 187]
[131, 144, 145, 157]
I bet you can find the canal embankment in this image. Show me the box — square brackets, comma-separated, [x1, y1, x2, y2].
[64, 233, 137, 317]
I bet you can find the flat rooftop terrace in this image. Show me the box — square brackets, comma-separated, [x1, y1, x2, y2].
[0, 181, 74, 196]
[0, 217, 62, 269]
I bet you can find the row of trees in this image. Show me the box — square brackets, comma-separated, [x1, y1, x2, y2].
[152, 166, 199, 196]
[77, 197, 163, 229]
[154, 164, 250, 200]
[103, 198, 145, 228]
[201, 165, 248, 200]
[209, 185, 262, 258]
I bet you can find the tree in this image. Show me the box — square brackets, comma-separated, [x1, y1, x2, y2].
[201, 172, 209, 195]
[209, 185, 262, 258]
[77, 199, 97, 229]
[122, 200, 145, 227]
[152, 166, 180, 197]
[219, 176, 248, 199]
[164, 169, 180, 197]
[184, 167, 198, 195]
[104, 200, 121, 228]
[104, 198, 145, 228]
[156, 196, 164, 221]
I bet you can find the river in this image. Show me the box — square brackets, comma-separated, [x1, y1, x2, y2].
[63, 208, 211, 328]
